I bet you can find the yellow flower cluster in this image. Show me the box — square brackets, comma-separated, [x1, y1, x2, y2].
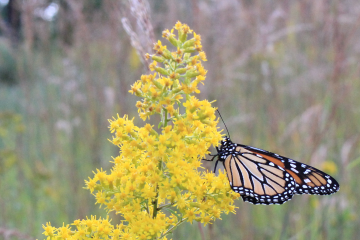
[130, 22, 208, 121]
[43, 217, 115, 239]
[42, 21, 238, 240]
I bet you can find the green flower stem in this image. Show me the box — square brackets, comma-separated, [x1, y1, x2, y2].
[158, 203, 175, 210]
[152, 108, 168, 218]
[159, 217, 188, 239]
[152, 160, 163, 218]
[163, 108, 168, 127]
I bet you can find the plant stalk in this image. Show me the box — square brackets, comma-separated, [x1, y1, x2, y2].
[152, 109, 168, 218]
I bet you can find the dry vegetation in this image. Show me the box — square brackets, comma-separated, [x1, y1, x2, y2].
[0, 0, 359, 239]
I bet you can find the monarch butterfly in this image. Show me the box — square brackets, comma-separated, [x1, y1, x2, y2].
[205, 136, 339, 205]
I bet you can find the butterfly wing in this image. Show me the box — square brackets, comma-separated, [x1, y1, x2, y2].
[238, 144, 340, 196]
[223, 146, 297, 205]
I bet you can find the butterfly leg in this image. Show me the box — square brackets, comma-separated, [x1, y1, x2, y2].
[201, 147, 219, 161]
[202, 154, 217, 161]
[213, 160, 220, 173]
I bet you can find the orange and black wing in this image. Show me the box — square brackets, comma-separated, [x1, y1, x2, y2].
[238, 144, 340, 196]
[223, 146, 297, 205]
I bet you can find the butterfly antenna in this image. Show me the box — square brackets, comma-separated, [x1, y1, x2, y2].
[217, 109, 231, 139]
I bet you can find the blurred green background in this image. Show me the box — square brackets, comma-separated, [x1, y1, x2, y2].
[0, 0, 359, 239]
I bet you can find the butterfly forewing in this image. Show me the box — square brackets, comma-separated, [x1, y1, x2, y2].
[284, 161, 339, 195]
[239, 144, 340, 196]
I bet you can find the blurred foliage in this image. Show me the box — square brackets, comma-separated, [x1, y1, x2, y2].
[0, 40, 17, 85]
[0, 111, 24, 173]
[0, 0, 359, 239]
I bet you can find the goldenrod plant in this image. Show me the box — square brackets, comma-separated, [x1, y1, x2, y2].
[42, 21, 238, 240]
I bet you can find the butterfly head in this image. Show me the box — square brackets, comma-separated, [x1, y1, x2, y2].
[220, 136, 232, 147]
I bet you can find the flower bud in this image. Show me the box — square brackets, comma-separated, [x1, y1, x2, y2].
[185, 70, 200, 78]
[183, 38, 196, 48]
[172, 87, 182, 94]
[152, 55, 165, 63]
[179, 30, 187, 43]
[184, 47, 196, 53]
[175, 68, 187, 74]
[153, 80, 163, 89]
[183, 53, 191, 61]
[169, 36, 179, 47]
[155, 67, 169, 76]
[162, 49, 173, 60]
